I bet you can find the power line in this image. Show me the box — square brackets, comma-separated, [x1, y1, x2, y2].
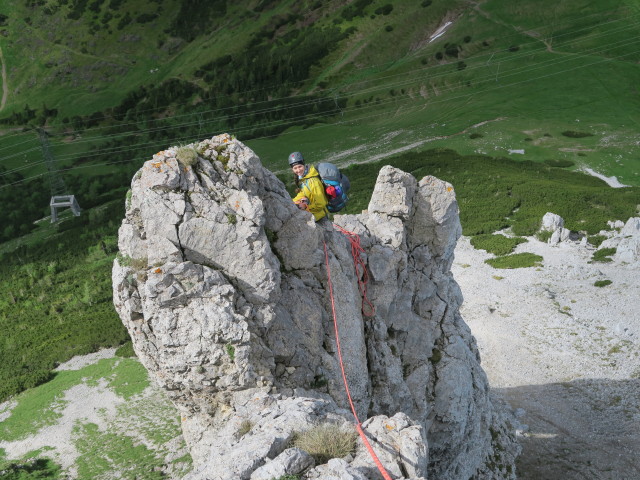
[22, 28, 637, 169]
[3, 43, 638, 191]
[1, 6, 635, 150]
[2, 36, 638, 181]
[1, 8, 639, 178]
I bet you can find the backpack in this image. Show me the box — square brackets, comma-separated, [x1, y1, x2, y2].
[316, 162, 350, 213]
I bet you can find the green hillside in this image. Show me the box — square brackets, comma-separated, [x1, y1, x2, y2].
[1, 2, 640, 474]
[1, 0, 639, 394]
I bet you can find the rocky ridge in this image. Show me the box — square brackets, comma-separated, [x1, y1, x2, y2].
[112, 134, 519, 480]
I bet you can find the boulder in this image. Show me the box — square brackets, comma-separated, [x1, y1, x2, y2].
[541, 212, 564, 231]
[113, 134, 519, 479]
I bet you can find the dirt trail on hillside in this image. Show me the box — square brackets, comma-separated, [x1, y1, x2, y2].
[453, 237, 640, 479]
[0, 46, 8, 111]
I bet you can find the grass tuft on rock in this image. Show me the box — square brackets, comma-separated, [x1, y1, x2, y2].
[176, 145, 199, 166]
[293, 424, 357, 464]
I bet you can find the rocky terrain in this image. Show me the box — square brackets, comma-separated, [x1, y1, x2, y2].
[112, 134, 519, 480]
[453, 217, 640, 479]
[2, 135, 637, 478]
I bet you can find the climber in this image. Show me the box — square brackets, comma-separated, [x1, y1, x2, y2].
[289, 151, 329, 222]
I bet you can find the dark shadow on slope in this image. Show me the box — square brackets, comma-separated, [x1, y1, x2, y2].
[496, 378, 640, 480]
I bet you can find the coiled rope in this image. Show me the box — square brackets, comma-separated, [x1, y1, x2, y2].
[332, 224, 375, 318]
[323, 234, 392, 480]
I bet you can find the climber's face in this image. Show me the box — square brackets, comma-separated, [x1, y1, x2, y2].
[292, 163, 305, 177]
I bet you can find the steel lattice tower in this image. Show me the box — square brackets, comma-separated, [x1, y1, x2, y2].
[37, 128, 81, 222]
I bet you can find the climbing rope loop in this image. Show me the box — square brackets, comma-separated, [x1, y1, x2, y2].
[332, 224, 375, 318]
[323, 239, 392, 480]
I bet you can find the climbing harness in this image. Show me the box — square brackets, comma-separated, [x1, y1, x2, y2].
[332, 224, 375, 317]
[323, 237, 392, 480]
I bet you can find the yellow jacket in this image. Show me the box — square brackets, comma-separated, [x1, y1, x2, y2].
[292, 165, 329, 221]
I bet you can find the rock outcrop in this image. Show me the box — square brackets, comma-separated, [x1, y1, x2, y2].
[540, 212, 571, 245]
[112, 134, 519, 479]
[600, 217, 640, 263]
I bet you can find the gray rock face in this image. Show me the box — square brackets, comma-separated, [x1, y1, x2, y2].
[541, 212, 571, 245]
[541, 212, 564, 231]
[113, 135, 519, 479]
[600, 217, 640, 263]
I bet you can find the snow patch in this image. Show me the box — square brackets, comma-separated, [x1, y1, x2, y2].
[580, 167, 629, 188]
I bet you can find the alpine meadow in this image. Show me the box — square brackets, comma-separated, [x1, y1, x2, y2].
[0, 0, 639, 478]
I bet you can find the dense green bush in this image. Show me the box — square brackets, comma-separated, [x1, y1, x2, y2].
[535, 230, 553, 242]
[167, 0, 227, 42]
[375, 4, 393, 15]
[0, 456, 62, 479]
[115, 341, 136, 358]
[342, 149, 640, 237]
[341, 0, 373, 20]
[592, 247, 616, 262]
[587, 234, 607, 247]
[544, 159, 575, 168]
[561, 131, 594, 138]
[470, 235, 527, 256]
[594, 279, 612, 287]
[0, 201, 130, 402]
[485, 253, 543, 269]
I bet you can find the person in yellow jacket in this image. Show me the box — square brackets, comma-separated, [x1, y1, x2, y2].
[288, 151, 329, 222]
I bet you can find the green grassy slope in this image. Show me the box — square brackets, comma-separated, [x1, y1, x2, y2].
[0, 0, 639, 403]
[0, 202, 129, 401]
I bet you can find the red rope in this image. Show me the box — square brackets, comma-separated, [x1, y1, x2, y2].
[333, 224, 375, 318]
[323, 240, 393, 480]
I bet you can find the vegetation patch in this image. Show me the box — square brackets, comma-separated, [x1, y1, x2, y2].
[470, 234, 527, 256]
[485, 253, 543, 269]
[0, 205, 129, 402]
[237, 420, 253, 437]
[594, 279, 612, 287]
[0, 357, 190, 479]
[544, 159, 575, 168]
[293, 424, 357, 464]
[587, 234, 607, 248]
[341, 149, 640, 237]
[561, 131, 594, 138]
[115, 341, 136, 358]
[591, 248, 616, 263]
[176, 145, 199, 167]
[74, 422, 165, 480]
[225, 343, 235, 361]
[0, 451, 62, 479]
[535, 230, 553, 242]
[0, 358, 140, 442]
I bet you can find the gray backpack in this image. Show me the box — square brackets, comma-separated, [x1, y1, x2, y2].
[316, 163, 350, 213]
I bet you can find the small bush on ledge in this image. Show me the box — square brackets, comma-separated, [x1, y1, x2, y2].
[594, 279, 612, 287]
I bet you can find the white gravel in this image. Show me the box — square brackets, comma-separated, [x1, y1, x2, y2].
[55, 347, 118, 371]
[0, 349, 189, 478]
[453, 236, 640, 479]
